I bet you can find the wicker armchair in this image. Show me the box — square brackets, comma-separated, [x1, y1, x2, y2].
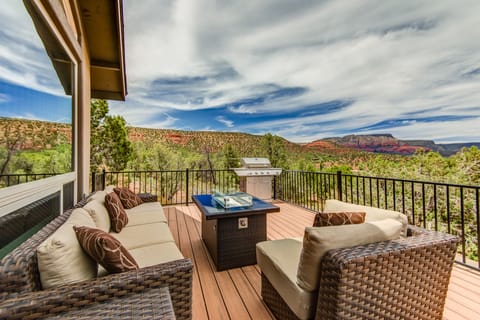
[261, 226, 460, 320]
[0, 196, 193, 320]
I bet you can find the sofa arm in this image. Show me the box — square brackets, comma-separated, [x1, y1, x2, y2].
[0, 258, 193, 320]
[138, 192, 158, 202]
[0, 286, 175, 320]
[317, 229, 459, 320]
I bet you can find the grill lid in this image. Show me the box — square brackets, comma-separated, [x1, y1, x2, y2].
[240, 157, 271, 168]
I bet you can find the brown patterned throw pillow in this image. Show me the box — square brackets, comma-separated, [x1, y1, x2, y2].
[104, 192, 128, 232]
[113, 187, 143, 209]
[313, 212, 366, 227]
[73, 226, 138, 273]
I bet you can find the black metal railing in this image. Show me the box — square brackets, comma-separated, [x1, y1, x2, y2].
[276, 170, 480, 271]
[0, 173, 57, 188]
[92, 169, 479, 270]
[92, 169, 239, 205]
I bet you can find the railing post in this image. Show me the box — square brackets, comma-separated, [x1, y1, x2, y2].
[91, 172, 96, 192]
[336, 170, 343, 201]
[101, 169, 106, 190]
[185, 168, 189, 205]
[273, 175, 277, 200]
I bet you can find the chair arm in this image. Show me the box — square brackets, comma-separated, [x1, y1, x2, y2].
[0, 258, 193, 320]
[407, 224, 429, 236]
[138, 193, 158, 202]
[317, 229, 460, 320]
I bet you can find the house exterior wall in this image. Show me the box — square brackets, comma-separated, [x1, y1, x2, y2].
[0, 0, 92, 218]
[30, 0, 92, 199]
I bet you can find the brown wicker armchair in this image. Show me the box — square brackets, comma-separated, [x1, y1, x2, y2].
[0, 197, 193, 320]
[260, 226, 460, 320]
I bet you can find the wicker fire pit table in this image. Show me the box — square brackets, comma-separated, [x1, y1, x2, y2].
[192, 193, 280, 271]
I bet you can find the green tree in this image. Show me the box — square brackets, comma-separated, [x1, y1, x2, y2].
[90, 99, 133, 172]
[259, 133, 287, 168]
[0, 121, 27, 175]
[222, 144, 239, 169]
[451, 146, 480, 185]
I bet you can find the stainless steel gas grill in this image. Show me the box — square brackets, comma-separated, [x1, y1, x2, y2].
[232, 158, 282, 201]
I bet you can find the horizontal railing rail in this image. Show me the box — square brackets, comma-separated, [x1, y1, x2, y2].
[92, 169, 239, 206]
[276, 170, 480, 271]
[0, 173, 57, 188]
[92, 169, 479, 271]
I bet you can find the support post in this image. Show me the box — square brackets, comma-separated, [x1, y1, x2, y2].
[101, 169, 106, 191]
[337, 170, 343, 201]
[91, 172, 96, 192]
[273, 176, 277, 200]
[185, 168, 189, 205]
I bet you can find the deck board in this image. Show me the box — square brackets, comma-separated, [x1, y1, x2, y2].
[167, 202, 480, 320]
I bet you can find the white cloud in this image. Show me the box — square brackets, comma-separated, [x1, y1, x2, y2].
[120, 0, 480, 142]
[0, 2, 66, 96]
[215, 115, 234, 128]
[0, 93, 10, 103]
[2, 0, 480, 143]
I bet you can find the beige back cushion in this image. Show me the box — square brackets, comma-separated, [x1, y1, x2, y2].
[37, 208, 98, 289]
[104, 185, 115, 193]
[88, 190, 107, 204]
[324, 199, 408, 236]
[83, 199, 111, 232]
[297, 219, 402, 292]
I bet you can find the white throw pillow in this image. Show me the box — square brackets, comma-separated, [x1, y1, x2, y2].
[37, 208, 98, 289]
[83, 199, 111, 232]
[297, 219, 402, 292]
[87, 190, 107, 204]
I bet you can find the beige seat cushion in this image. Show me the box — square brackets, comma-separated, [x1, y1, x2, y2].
[256, 238, 316, 320]
[98, 242, 184, 276]
[111, 222, 175, 250]
[126, 202, 168, 226]
[83, 199, 111, 232]
[130, 242, 184, 268]
[37, 208, 97, 289]
[324, 199, 408, 236]
[297, 219, 403, 292]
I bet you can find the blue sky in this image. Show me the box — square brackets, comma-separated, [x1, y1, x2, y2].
[1, 0, 480, 143]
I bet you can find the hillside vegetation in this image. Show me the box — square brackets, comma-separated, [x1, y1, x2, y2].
[1, 117, 479, 186]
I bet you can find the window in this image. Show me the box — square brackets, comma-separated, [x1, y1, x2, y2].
[0, 1, 73, 189]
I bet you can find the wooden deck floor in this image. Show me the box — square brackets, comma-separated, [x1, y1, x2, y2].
[165, 201, 480, 320]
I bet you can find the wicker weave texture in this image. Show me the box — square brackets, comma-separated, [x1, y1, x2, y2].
[139, 193, 158, 203]
[0, 199, 87, 299]
[261, 273, 301, 320]
[1, 286, 176, 320]
[0, 195, 193, 320]
[261, 227, 459, 320]
[0, 259, 192, 319]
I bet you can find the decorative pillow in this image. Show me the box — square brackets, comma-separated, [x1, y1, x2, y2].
[105, 192, 128, 233]
[83, 200, 111, 232]
[114, 187, 143, 209]
[37, 208, 98, 289]
[297, 219, 403, 292]
[313, 211, 365, 227]
[73, 226, 138, 273]
[323, 199, 409, 236]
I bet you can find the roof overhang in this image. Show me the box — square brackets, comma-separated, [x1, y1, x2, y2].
[79, 0, 127, 101]
[24, 0, 127, 101]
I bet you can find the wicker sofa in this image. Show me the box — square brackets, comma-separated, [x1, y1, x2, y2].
[257, 200, 460, 320]
[0, 188, 193, 319]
